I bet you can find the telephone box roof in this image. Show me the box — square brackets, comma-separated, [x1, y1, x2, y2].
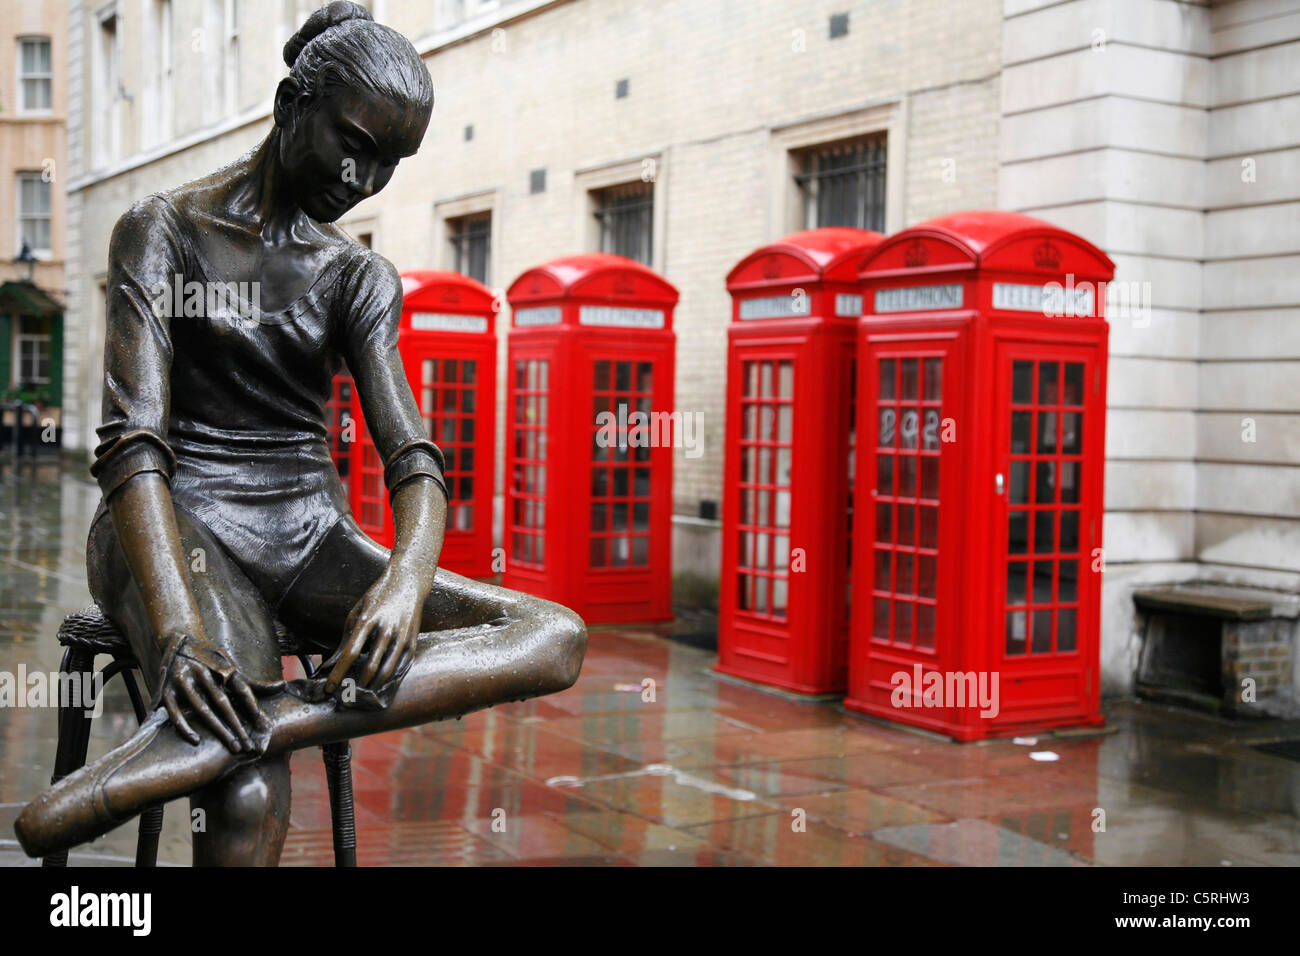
[859, 211, 1114, 277]
[507, 254, 679, 305]
[727, 227, 885, 290]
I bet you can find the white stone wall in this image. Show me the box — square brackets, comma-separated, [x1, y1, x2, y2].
[999, 0, 1300, 694]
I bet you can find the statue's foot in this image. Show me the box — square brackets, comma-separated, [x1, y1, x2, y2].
[14, 709, 265, 859]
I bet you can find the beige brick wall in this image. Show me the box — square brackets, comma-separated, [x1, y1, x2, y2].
[66, 0, 1007, 516]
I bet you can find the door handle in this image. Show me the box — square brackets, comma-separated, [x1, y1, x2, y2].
[995, 472, 1005, 496]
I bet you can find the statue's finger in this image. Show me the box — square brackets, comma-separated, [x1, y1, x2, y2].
[198, 669, 253, 750]
[163, 689, 200, 746]
[325, 619, 375, 693]
[229, 675, 271, 729]
[180, 678, 241, 753]
[360, 627, 396, 686]
[373, 623, 414, 687]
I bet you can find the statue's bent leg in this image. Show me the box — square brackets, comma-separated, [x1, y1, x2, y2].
[16, 516, 586, 859]
[84, 506, 292, 866]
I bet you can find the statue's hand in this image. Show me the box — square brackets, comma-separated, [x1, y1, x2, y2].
[156, 631, 283, 754]
[321, 571, 422, 696]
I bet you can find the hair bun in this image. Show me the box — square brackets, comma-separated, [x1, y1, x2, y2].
[283, 1, 373, 68]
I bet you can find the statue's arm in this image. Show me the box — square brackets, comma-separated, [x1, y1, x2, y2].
[322, 252, 447, 693]
[93, 198, 275, 752]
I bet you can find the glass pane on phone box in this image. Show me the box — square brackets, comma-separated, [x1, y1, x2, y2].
[1034, 512, 1055, 554]
[1011, 412, 1031, 453]
[1012, 361, 1033, 404]
[897, 505, 916, 546]
[874, 548, 891, 590]
[898, 455, 917, 497]
[1062, 412, 1082, 455]
[1033, 561, 1054, 603]
[894, 600, 914, 644]
[901, 359, 919, 399]
[771, 578, 788, 617]
[879, 407, 896, 448]
[873, 598, 890, 640]
[589, 537, 607, 568]
[1010, 460, 1028, 503]
[1059, 559, 1078, 602]
[923, 358, 942, 401]
[1063, 363, 1083, 405]
[918, 554, 936, 598]
[1032, 611, 1053, 654]
[896, 553, 914, 594]
[1037, 412, 1057, 454]
[632, 536, 649, 566]
[917, 604, 936, 650]
[876, 503, 892, 543]
[778, 406, 793, 444]
[778, 362, 794, 399]
[1009, 511, 1028, 554]
[1036, 460, 1055, 504]
[1007, 560, 1027, 605]
[877, 454, 894, 496]
[1058, 608, 1077, 651]
[921, 456, 939, 500]
[1038, 362, 1059, 404]
[879, 359, 895, 399]
[1006, 611, 1026, 654]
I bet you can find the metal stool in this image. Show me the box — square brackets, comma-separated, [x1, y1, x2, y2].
[42, 606, 358, 867]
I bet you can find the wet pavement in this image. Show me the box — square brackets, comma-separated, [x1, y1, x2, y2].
[1, 460, 1299, 866]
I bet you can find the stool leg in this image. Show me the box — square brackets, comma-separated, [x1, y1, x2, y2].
[322, 742, 357, 868]
[42, 646, 98, 868]
[116, 668, 165, 868]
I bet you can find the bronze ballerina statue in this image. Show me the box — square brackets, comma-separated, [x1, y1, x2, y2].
[14, 2, 585, 865]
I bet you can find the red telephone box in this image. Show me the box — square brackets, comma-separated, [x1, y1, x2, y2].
[847, 211, 1113, 740]
[342, 270, 497, 577]
[717, 228, 884, 694]
[503, 254, 678, 624]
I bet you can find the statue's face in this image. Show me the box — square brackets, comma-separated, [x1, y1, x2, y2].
[278, 83, 430, 223]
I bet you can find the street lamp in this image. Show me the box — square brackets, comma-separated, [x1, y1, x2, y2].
[13, 240, 36, 283]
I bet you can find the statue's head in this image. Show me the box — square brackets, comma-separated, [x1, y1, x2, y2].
[273, 1, 433, 223]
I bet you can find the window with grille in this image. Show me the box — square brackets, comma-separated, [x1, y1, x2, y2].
[795, 135, 886, 232]
[17, 173, 51, 255]
[593, 181, 653, 267]
[590, 360, 653, 570]
[448, 213, 491, 285]
[18, 37, 52, 113]
[510, 359, 548, 568]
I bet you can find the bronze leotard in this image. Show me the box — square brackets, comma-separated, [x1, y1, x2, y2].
[88, 192, 446, 608]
